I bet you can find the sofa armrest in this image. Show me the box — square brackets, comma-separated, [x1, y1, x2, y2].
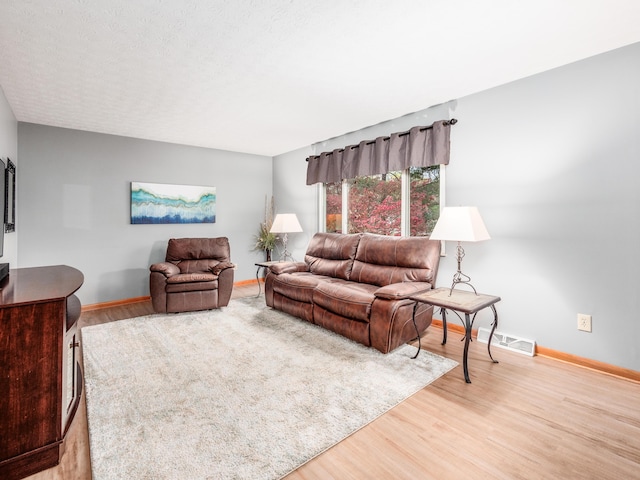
[268, 261, 308, 275]
[217, 265, 235, 307]
[374, 282, 432, 300]
[150, 262, 180, 277]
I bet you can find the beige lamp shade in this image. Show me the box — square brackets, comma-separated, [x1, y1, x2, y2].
[429, 207, 490, 242]
[270, 213, 303, 233]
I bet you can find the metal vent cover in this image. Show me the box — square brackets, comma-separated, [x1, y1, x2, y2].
[477, 327, 536, 357]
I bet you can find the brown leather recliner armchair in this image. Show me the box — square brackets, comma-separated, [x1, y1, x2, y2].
[149, 237, 235, 313]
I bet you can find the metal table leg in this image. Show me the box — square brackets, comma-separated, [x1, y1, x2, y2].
[441, 307, 448, 345]
[487, 304, 499, 364]
[462, 313, 473, 383]
[255, 265, 262, 297]
[411, 301, 421, 359]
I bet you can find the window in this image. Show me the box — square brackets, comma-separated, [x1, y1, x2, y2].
[325, 181, 342, 233]
[322, 165, 442, 236]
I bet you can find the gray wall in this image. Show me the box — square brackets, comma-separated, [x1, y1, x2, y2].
[17, 124, 272, 304]
[273, 42, 640, 371]
[0, 86, 17, 267]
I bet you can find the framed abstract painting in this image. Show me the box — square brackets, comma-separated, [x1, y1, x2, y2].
[131, 182, 216, 224]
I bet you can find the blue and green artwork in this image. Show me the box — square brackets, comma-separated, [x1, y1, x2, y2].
[131, 182, 216, 224]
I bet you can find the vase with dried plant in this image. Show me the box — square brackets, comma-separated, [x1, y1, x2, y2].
[253, 196, 277, 261]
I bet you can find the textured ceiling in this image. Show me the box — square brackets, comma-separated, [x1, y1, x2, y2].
[1, 0, 640, 156]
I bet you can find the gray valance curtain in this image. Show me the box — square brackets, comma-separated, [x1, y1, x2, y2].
[306, 119, 454, 185]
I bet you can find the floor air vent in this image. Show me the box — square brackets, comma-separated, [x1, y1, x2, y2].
[477, 327, 536, 357]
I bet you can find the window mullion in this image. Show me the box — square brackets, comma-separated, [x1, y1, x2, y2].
[401, 169, 410, 236]
[318, 183, 326, 232]
[342, 179, 349, 234]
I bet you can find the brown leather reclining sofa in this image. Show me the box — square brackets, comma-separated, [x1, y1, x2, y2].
[265, 232, 441, 353]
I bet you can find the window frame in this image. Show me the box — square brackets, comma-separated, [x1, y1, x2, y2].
[318, 164, 445, 237]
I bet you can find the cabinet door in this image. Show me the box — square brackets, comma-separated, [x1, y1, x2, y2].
[62, 324, 79, 432]
[0, 301, 62, 462]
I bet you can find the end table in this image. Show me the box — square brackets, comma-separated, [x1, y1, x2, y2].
[410, 287, 501, 383]
[255, 261, 281, 296]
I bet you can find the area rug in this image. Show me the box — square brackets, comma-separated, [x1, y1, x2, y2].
[82, 296, 457, 480]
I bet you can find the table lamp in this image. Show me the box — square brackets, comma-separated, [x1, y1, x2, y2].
[429, 206, 490, 295]
[270, 213, 303, 261]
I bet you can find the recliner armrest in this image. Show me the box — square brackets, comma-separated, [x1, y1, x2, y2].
[374, 282, 432, 300]
[150, 262, 180, 277]
[268, 261, 308, 275]
[210, 261, 235, 275]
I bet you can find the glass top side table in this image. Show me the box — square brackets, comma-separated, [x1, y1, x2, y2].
[254, 261, 282, 296]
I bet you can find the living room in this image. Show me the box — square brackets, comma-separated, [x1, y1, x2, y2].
[1, 1, 640, 478]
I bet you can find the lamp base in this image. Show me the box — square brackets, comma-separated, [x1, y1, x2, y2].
[279, 251, 295, 262]
[278, 234, 296, 262]
[447, 243, 478, 296]
[448, 272, 477, 296]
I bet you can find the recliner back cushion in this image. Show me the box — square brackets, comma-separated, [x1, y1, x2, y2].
[304, 233, 361, 280]
[350, 233, 441, 286]
[176, 259, 221, 274]
[166, 237, 231, 272]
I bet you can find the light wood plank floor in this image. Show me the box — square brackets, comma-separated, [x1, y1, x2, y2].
[26, 283, 640, 480]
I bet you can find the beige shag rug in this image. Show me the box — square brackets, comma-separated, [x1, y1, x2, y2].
[82, 296, 457, 479]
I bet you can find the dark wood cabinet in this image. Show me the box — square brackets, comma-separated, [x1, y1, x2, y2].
[0, 265, 84, 480]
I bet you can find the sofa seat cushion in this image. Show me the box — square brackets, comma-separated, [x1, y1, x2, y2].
[313, 280, 377, 322]
[272, 272, 330, 304]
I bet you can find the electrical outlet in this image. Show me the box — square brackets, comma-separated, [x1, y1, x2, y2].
[577, 313, 592, 332]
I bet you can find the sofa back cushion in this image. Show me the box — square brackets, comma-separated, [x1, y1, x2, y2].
[305, 233, 361, 280]
[350, 233, 441, 287]
[166, 237, 231, 273]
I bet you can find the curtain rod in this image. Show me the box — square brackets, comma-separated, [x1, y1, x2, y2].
[306, 118, 457, 161]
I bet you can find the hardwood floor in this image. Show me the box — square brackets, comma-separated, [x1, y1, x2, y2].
[26, 283, 640, 479]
